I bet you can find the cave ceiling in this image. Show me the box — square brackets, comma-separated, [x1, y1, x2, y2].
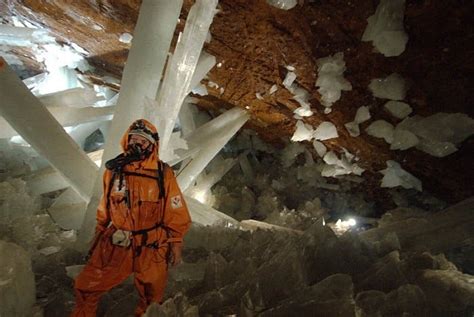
[2, 0, 474, 205]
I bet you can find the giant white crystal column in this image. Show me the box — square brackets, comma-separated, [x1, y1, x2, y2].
[179, 101, 198, 137]
[102, 0, 182, 161]
[37, 87, 104, 108]
[189, 52, 217, 93]
[184, 195, 239, 227]
[154, 0, 218, 159]
[0, 58, 98, 201]
[0, 105, 113, 138]
[186, 156, 237, 205]
[80, 0, 183, 244]
[177, 107, 249, 191]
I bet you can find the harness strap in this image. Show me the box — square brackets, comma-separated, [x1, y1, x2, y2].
[106, 172, 117, 210]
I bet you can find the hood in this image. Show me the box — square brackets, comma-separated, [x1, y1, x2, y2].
[120, 119, 160, 170]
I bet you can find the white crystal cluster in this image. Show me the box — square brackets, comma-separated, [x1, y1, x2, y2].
[345, 106, 371, 137]
[291, 120, 338, 142]
[380, 160, 422, 191]
[396, 113, 474, 157]
[315, 52, 352, 114]
[322, 150, 365, 177]
[282, 69, 314, 118]
[154, 0, 219, 160]
[369, 73, 406, 100]
[362, 0, 408, 57]
[266, 0, 297, 10]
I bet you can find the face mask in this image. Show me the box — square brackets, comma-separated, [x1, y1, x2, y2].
[128, 143, 143, 158]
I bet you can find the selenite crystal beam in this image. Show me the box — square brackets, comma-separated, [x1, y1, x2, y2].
[0, 105, 113, 138]
[188, 52, 216, 93]
[38, 87, 104, 108]
[178, 101, 198, 138]
[155, 0, 218, 157]
[0, 58, 98, 201]
[102, 0, 183, 161]
[184, 195, 239, 227]
[79, 0, 183, 245]
[177, 107, 249, 191]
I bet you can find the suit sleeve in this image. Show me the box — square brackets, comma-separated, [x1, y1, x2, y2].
[163, 166, 192, 243]
[95, 169, 112, 232]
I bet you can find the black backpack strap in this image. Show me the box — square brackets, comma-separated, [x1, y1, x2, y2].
[157, 161, 166, 200]
[106, 171, 117, 210]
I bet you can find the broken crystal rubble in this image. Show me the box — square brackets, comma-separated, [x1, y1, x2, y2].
[384, 100, 412, 119]
[369, 73, 406, 100]
[380, 160, 422, 191]
[366, 120, 395, 144]
[315, 52, 352, 109]
[0, 240, 36, 317]
[314, 121, 338, 140]
[362, 0, 408, 57]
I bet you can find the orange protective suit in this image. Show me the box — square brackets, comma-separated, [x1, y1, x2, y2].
[71, 120, 192, 317]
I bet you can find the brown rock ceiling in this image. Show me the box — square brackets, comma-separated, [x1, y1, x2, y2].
[3, 0, 474, 204]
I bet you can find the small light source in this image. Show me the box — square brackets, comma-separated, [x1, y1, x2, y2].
[347, 218, 356, 226]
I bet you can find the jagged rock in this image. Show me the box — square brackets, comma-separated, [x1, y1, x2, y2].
[358, 251, 407, 293]
[144, 293, 198, 317]
[0, 240, 36, 317]
[260, 274, 355, 317]
[382, 284, 428, 316]
[355, 290, 386, 317]
[416, 268, 474, 313]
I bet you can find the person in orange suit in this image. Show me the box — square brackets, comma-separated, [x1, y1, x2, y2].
[71, 119, 192, 317]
